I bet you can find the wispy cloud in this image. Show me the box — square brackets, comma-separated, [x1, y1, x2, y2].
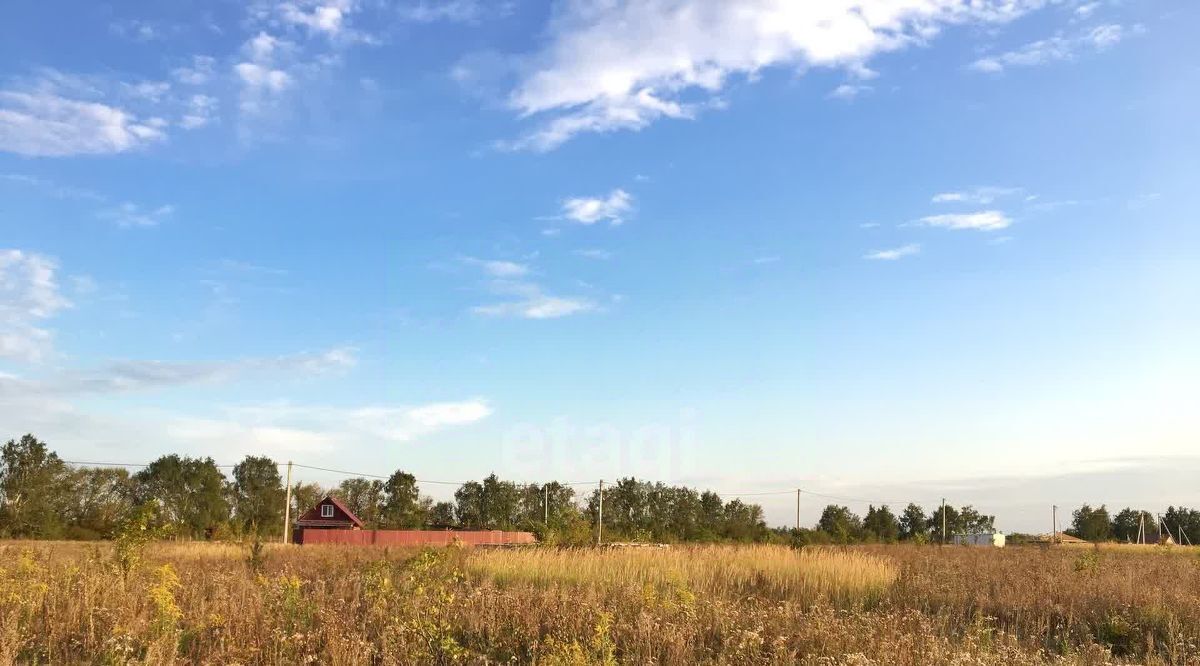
[970, 24, 1132, 73]
[500, 0, 1047, 150]
[864, 243, 921, 261]
[574, 249, 613, 261]
[0, 346, 357, 397]
[180, 94, 218, 129]
[0, 88, 166, 157]
[932, 186, 1023, 205]
[0, 249, 71, 363]
[398, 0, 508, 23]
[171, 56, 217, 86]
[98, 202, 176, 228]
[918, 211, 1012, 231]
[472, 281, 596, 320]
[827, 84, 872, 101]
[0, 173, 104, 201]
[460, 256, 530, 278]
[561, 189, 633, 226]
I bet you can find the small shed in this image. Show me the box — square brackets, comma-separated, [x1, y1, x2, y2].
[952, 533, 1006, 547]
[294, 495, 363, 537]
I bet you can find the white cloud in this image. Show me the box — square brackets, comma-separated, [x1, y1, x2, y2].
[0, 89, 166, 157]
[0, 346, 358, 397]
[575, 248, 613, 261]
[864, 243, 920, 260]
[503, 0, 1047, 149]
[235, 62, 292, 93]
[472, 281, 596, 319]
[0, 395, 492, 461]
[349, 399, 493, 441]
[918, 210, 1012, 231]
[460, 256, 530, 278]
[828, 83, 872, 100]
[932, 186, 1023, 205]
[970, 24, 1129, 73]
[109, 19, 173, 42]
[561, 189, 633, 225]
[98, 202, 175, 228]
[399, 0, 502, 23]
[0, 250, 70, 363]
[171, 56, 217, 86]
[279, 0, 354, 35]
[180, 94, 218, 129]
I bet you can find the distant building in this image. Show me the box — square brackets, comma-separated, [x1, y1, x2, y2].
[951, 533, 1006, 547]
[1032, 533, 1087, 545]
[290, 495, 536, 547]
[294, 495, 364, 534]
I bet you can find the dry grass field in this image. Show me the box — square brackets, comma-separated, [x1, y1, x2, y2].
[2, 540, 1199, 664]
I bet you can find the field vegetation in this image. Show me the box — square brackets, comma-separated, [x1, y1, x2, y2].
[3, 538, 1200, 665]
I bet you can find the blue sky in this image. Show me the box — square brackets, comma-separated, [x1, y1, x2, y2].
[2, 0, 1197, 531]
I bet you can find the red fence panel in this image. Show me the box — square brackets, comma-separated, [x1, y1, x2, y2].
[296, 529, 537, 546]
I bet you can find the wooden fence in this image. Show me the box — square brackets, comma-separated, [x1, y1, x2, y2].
[295, 528, 536, 546]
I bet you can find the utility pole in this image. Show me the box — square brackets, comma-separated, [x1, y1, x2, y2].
[1052, 505, 1057, 544]
[597, 479, 604, 546]
[1137, 511, 1145, 545]
[543, 484, 549, 527]
[282, 460, 293, 544]
[941, 498, 947, 545]
[795, 489, 801, 531]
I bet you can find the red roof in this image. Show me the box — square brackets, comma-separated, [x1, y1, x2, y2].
[295, 495, 364, 528]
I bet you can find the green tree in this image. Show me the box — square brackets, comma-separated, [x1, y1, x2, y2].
[65, 466, 135, 539]
[1110, 507, 1153, 543]
[133, 455, 229, 539]
[334, 478, 384, 527]
[231, 456, 284, 537]
[863, 505, 900, 543]
[429, 501, 456, 527]
[380, 470, 425, 528]
[0, 434, 71, 537]
[899, 503, 928, 542]
[1070, 504, 1113, 542]
[1163, 506, 1200, 545]
[817, 505, 862, 544]
[454, 481, 485, 528]
[290, 481, 325, 519]
[723, 499, 767, 542]
[958, 505, 996, 533]
[927, 504, 960, 542]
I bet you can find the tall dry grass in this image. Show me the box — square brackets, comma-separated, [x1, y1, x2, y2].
[467, 544, 897, 605]
[1, 540, 1198, 664]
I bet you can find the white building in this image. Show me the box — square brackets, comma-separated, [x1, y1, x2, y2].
[951, 533, 1005, 547]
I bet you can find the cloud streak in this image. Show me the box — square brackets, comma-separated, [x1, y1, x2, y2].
[918, 211, 1012, 231]
[970, 24, 1131, 73]
[864, 243, 920, 261]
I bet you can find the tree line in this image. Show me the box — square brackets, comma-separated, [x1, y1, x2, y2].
[0, 435, 770, 543]
[778, 502, 997, 545]
[1066, 504, 1199, 544]
[6, 434, 1198, 546]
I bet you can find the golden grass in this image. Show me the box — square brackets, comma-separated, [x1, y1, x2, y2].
[2, 540, 1199, 664]
[467, 544, 897, 604]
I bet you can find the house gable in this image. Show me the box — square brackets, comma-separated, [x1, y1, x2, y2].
[295, 495, 364, 528]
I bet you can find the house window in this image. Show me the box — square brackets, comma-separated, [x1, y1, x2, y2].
[320, 504, 334, 518]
